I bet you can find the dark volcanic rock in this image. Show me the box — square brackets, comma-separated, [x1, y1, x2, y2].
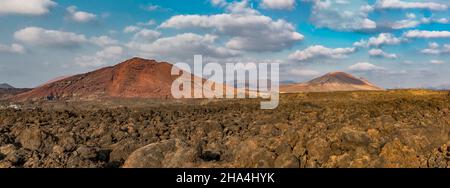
[17, 127, 44, 151]
[0, 90, 449, 168]
[123, 139, 200, 168]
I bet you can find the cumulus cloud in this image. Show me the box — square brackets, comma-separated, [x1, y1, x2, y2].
[210, 0, 228, 7]
[368, 49, 397, 59]
[391, 19, 421, 29]
[160, 13, 303, 52]
[127, 33, 240, 60]
[349, 62, 385, 72]
[435, 18, 449, 24]
[354, 33, 403, 48]
[66, 6, 97, 23]
[421, 42, 450, 55]
[137, 19, 157, 27]
[375, 0, 448, 11]
[404, 30, 450, 38]
[390, 14, 450, 30]
[123, 26, 140, 33]
[225, 0, 260, 15]
[132, 29, 161, 41]
[90, 36, 118, 47]
[288, 45, 356, 61]
[14, 27, 87, 48]
[127, 29, 162, 47]
[0, 43, 25, 54]
[14, 26, 117, 49]
[75, 46, 124, 67]
[305, 0, 376, 31]
[0, 0, 56, 15]
[289, 69, 320, 77]
[430, 60, 444, 65]
[261, 0, 296, 10]
[141, 4, 170, 12]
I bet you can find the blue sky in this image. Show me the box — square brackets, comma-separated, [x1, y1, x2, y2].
[0, 0, 449, 88]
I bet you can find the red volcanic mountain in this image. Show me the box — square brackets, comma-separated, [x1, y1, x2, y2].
[280, 72, 383, 93]
[15, 58, 186, 101]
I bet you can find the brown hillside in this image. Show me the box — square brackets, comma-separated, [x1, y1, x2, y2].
[15, 58, 182, 100]
[280, 72, 383, 93]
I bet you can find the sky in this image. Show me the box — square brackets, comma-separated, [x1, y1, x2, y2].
[0, 0, 449, 88]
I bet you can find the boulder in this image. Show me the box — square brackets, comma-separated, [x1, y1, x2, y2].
[306, 138, 331, 163]
[123, 139, 200, 168]
[17, 127, 44, 151]
[274, 154, 299, 168]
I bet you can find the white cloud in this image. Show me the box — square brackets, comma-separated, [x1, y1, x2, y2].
[141, 4, 170, 12]
[123, 26, 140, 33]
[75, 46, 124, 67]
[436, 18, 449, 24]
[305, 0, 376, 31]
[421, 42, 450, 55]
[349, 62, 385, 72]
[289, 69, 320, 77]
[0, 0, 56, 15]
[376, 0, 448, 11]
[0, 43, 25, 54]
[430, 60, 444, 64]
[261, 0, 296, 10]
[127, 33, 240, 60]
[137, 19, 157, 27]
[90, 36, 118, 47]
[404, 30, 450, 38]
[406, 13, 416, 19]
[429, 42, 440, 49]
[210, 0, 228, 7]
[225, 0, 260, 15]
[131, 29, 161, 42]
[160, 12, 303, 52]
[391, 19, 421, 29]
[354, 33, 403, 48]
[289, 45, 356, 61]
[66, 6, 97, 23]
[14, 27, 87, 48]
[368, 49, 397, 59]
[144, 5, 160, 11]
[390, 14, 450, 30]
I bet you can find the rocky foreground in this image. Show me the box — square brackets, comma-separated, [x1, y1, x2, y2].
[0, 90, 449, 168]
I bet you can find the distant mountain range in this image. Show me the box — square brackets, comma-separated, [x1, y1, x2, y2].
[0, 83, 31, 99]
[427, 83, 450, 90]
[0, 83, 14, 89]
[10, 58, 385, 101]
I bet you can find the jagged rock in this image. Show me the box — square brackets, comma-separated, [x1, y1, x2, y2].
[123, 139, 200, 168]
[274, 154, 299, 168]
[59, 135, 77, 152]
[234, 138, 276, 168]
[17, 127, 44, 151]
[109, 139, 143, 164]
[75, 146, 96, 159]
[0, 89, 449, 168]
[380, 139, 425, 168]
[0, 144, 16, 156]
[340, 128, 370, 146]
[306, 138, 331, 164]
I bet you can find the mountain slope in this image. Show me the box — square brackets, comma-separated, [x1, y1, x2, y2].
[280, 72, 383, 93]
[14, 58, 182, 100]
[15, 57, 237, 101]
[0, 83, 14, 89]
